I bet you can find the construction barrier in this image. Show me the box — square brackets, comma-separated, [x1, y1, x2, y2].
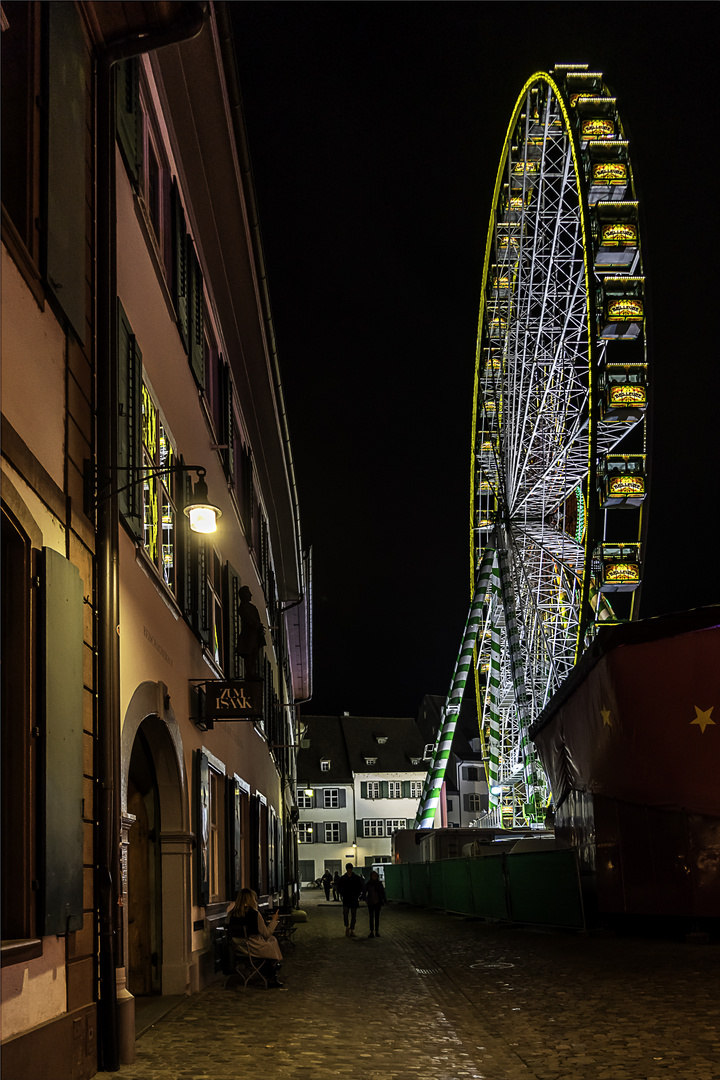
[384, 849, 585, 930]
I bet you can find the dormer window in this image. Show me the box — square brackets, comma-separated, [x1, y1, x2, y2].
[375, 734, 388, 744]
[409, 757, 421, 766]
[364, 756, 378, 766]
[320, 758, 331, 772]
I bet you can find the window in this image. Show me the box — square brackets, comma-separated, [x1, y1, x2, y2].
[296, 788, 314, 809]
[466, 793, 482, 813]
[207, 548, 223, 669]
[410, 781, 423, 799]
[324, 823, 341, 843]
[139, 81, 169, 270]
[388, 781, 401, 799]
[464, 766, 482, 782]
[320, 759, 331, 772]
[298, 823, 314, 844]
[385, 819, 405, 834]
[363, 820, 384, 838]
[141, 383, 176, 591]
[364, 756, 378, 766]
[366, 781, 380, 800]
[446, 799, 454, 811]
[208, 771, 226, 903]
[324, 789, 339, 809]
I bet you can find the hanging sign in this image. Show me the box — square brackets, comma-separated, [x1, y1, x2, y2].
[206, 679, 263, 721]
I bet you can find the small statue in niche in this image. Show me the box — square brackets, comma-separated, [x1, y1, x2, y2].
[237, 585, 266, 676]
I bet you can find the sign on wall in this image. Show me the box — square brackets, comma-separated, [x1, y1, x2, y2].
[206, 679, 263, 721]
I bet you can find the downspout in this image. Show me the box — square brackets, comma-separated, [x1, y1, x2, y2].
[94, 5, 207, 1070]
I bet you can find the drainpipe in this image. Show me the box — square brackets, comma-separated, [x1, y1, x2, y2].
[94, 5, 206, 1070]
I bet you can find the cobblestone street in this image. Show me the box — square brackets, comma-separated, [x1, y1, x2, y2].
[96, 894, 720, 1080]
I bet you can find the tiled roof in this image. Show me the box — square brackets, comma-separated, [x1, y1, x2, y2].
[297, 714, 427, 781]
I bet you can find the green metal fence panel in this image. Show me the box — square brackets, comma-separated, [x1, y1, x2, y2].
[441, 859, 473, 914]
[384, 864, 404, 901]
[428, 860, 445, 909]
[468, 855, 509, 920]
[400, 862, 412, 902]
[507, 849, 585, 929]
[409, 862, 430, 907]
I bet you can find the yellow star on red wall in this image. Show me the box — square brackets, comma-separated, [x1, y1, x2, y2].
[690, 706, 715, 733]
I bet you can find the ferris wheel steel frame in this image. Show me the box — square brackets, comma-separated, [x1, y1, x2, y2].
[417, 66, 649, 830]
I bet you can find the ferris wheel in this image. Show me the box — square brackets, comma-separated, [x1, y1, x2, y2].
[416, 64, 648, 831]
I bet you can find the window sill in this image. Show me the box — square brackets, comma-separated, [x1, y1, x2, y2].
[1, 938, 43, 968]
[133, 543, 182, 621]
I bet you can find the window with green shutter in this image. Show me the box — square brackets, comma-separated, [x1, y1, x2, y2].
[117, 300, 143, 539]
[116, 57, 142, 186]
[171, 179, 188, 349]
[187, 238, 205, 388]
[223, 563, 242, 678]
[195, 750, 210, 907]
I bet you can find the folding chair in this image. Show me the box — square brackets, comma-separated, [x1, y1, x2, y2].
[225, 930, 268, 989]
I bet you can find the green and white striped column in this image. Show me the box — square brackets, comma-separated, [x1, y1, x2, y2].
[485, 561, 503, 810]
[415, 546, 496, 828]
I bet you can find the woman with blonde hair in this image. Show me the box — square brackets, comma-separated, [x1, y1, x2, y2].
[226, 888, 283, 987]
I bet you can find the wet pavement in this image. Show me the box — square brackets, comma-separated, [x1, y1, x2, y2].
[96, 893, 720, 1080]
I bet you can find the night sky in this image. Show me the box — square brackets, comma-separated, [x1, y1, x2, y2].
[231, 3, 719, 718]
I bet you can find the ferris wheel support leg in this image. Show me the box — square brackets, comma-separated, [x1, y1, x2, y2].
[414, 546, 496, 829]
[495, 529, 544, 816]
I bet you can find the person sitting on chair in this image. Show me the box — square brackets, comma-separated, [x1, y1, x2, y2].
[227, 888, 283, 988]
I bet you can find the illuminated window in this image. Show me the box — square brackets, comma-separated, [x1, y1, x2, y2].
[207, 548, 223, 669]
[366, 782, 380, 800]
[388, 782, 401, 799]
[208, 770, 226, 903]
[142, 384, 176, 591]
[298, 823, 314, 844]
[296, 788, 313, 809]
[363, 819, 384, 838]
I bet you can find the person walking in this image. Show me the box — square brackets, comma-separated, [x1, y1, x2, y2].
[321, 868, 332, 901]
[365, 870, 386, 937]
[337, 862, 364, 936]
[332, 871, 341, 901]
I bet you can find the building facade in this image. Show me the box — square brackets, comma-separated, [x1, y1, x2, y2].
[1, 4, 311, 1077]
[296, 715, 428, 880]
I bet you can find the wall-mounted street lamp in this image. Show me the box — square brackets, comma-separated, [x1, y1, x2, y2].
[84, 461, 222, 534]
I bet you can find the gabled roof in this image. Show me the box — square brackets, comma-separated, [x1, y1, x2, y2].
[297, 715, 427, 782]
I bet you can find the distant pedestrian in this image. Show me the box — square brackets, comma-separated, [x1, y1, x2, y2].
[332, 872, 341, 901]
[337, 862, 363, 936]
[365, 870, 386, 937]
[321, 869, 332, 901]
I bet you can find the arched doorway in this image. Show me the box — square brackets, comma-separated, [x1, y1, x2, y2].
[127, 726, 161, 996]
[122, 684, 192, 996]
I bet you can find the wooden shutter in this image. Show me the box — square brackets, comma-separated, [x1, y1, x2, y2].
[176, 461, 194, 618]
[338, 789, 346, 808]
[187, 238, 205, 388]
[46, 1, 86, 341]
[360, 782, 367, 799]
[380, 781, 389, 799]
[41, 548, 84, 934]
[222, 362, 234, 480]
[402, 781, 411, 798]
[117, 300, 143, 538]
[226, 777, 242, 897]
[195, 750, 210, 907]
[223, 562, 241, 678]
[340, 822, 348, 843]
[115, 57, 142, 186]
[356, 820, 364, 839]
[193, 539, 210, 648]
[171, 179, 188, 350]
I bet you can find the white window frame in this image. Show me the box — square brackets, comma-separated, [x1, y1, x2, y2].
[320, 759, 331, 772]
[385, 818, 404, 834]
[388, 781, 401, 799]
[323, 788, 339, 809]
[410, 781, 423, 799]
[298, 822, 314, 844]
[467, 793, 482, 812]
[363, 819, 384, 838]
[296, 787, 313, 809]
[367, 781, 380, 800]
[324, 822, 341, 843]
